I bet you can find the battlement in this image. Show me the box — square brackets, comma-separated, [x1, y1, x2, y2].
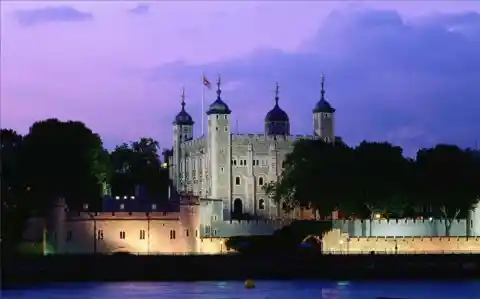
[323, 229, 480, 254]
[180, 136, 206, 152]
[66, 211, 182, 220]
[335, 218, 465, 225]
[202, 218, 290, 237]
[333, 218, 473, 237]
[231, 133, 315, 142]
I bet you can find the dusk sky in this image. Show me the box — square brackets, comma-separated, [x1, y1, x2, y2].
[1, 1, 479, 156]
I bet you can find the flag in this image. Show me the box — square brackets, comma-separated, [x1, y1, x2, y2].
[203, 75, 212, 89]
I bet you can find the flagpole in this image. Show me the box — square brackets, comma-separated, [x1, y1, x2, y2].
[201, 73, 205, 137]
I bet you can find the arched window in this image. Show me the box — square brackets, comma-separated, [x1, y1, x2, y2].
[258, 177, 264, 186]
[235, 176, 241, 185]
[259, 198, 265, 210]
[233, 198, 243, 215]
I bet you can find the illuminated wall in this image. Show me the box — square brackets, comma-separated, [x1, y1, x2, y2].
[323, 229, 480, 254]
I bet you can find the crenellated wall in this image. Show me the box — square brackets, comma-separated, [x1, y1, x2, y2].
[333, 219, 474, 237]
[323, 229, 480, 254]
[202, 219, 291, 238]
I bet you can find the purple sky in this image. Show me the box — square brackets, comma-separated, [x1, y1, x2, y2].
[1, 1, 479, 155]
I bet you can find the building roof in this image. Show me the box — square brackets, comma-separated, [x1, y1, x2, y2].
[265, 83, 289, 123]
[206, 76, 231, 115]
[313, 74, 335, 113]
[173, 88, 194, 125]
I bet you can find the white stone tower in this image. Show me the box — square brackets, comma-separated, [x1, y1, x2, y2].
[206, 75, 232, 209]
[173, 87, 194, 192]
[313, 73, 335, 141]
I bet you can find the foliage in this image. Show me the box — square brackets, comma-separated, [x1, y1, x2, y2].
[110, 137, 168, 199]
[265, 139, 480, 234]
[415, 145, 480, 235]
[18, 119, 109, 211]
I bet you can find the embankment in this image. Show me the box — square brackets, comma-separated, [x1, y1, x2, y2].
[2, 253, 479, 288]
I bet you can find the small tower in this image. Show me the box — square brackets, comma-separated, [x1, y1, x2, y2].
[264, 82, 290, 136]
[206, 74, 231, 203]
[313, 73, 335, 141]
[173, 87, 194, 192]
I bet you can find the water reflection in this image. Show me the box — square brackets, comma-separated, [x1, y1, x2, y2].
[2, 281, 479, 299]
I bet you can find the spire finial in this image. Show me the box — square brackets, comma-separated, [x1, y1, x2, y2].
[275, 82, 279, 105]
[320, 72, 325, 100]
[181, 86, 186, 109]
[216, 73, 222, 98]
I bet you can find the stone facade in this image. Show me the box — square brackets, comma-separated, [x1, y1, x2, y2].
[168, 75, 336, 224]
[323, 229, 480, 254]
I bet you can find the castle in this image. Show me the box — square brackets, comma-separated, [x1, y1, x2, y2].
[25, 74, 479, 255]
[166, 75, 335, 222]
[29, 74, 333, 255]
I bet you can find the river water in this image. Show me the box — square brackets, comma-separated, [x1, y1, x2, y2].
[2, 281, 479, 299]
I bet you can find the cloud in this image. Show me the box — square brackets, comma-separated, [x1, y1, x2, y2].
[14, 6, 93, 26]
[149, 9, 480, 155]
[127, 4, 150, 15]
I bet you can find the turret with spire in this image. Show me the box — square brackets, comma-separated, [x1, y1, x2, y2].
[265, 82, 290, 136]
[313, 73, 335, 140]
[206, 74, 231, 115]
[173, 87, 194, 126]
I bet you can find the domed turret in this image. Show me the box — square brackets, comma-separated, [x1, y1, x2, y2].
[206, 76, 231, 115]
[313, 74, 335, 113]
[313, 73, 335, 140]
[265, 83, 290, 136]
[173, 88, 194, 126]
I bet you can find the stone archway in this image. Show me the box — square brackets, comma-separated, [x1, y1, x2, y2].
[233, 198, 243, 215]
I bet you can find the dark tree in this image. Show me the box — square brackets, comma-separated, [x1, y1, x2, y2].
[415, 144, 479, 236]
[19, 119, 110, 211]
[264, 139, 355, 219]
[110, 137, 168, 199]
[352, 141, 414, 220]
[1, 129, 31, 250]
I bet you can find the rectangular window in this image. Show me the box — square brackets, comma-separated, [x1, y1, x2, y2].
[170, 230, 176, 240]
[140, 230, 146, 240]
[66, 230, 72, 241]
[97, 230, 104, 240]
[120, 231, 126, 239]
[185, 229, 189, 237]
[213, 229, 217, 236]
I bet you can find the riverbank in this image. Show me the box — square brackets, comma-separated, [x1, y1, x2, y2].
[2, 253, 479, 288]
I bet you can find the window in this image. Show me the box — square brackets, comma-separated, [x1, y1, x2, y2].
[232, 159, 237, 166]
[220, 167, 224, 173]
[83, 203, 89, 210]
[224, 126, 228, 132]
[235, 176, 241, 185]
[120, 230, 126, 239]
[170, 230, 176, 240]
[258, 177, 264, 186]
[254, 160, 259, 166]
[185, 229, 189, 237]
[66, 230, 72, 241]
[119, 204, 125, 210]
[216, 115, 219, 119]
[152, 204, 157, 210]
[195, 230, 198, 237]
[97, 230, 104, 240]
[213, 229, 217, 236]
[140, 230, 146, 240]
[259, 199, 265, 210]
[243, 159, 247, 165]
[216, 127, 219, 131]
[240, 160, 243, 166]
[224, 115, 228, 119]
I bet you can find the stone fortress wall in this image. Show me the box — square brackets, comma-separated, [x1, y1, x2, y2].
[324, 205, 480, 254]
[323, 229, 480, 254]
[333, 219, 473, 237]
[37, 197, 288, 255]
